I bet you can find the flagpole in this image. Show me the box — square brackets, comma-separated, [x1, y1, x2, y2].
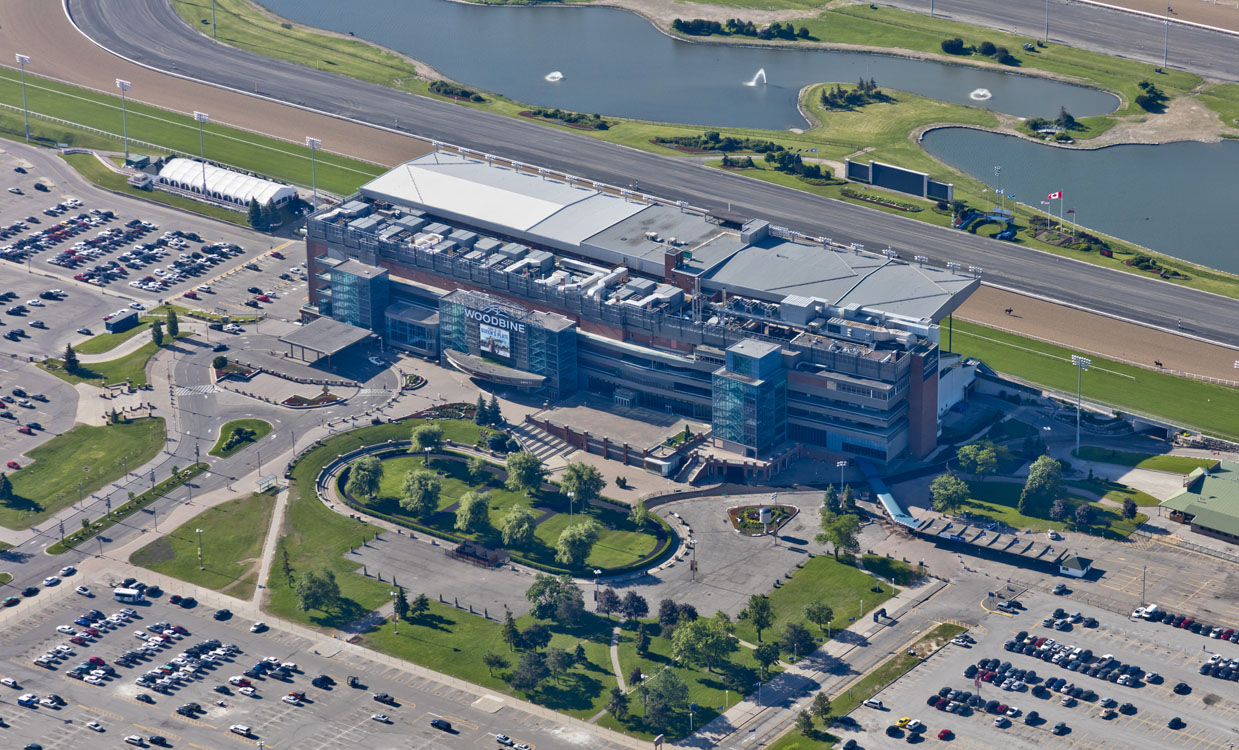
[1060, 195, 1064, 233]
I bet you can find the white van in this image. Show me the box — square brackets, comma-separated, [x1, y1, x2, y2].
[1142, 604, 1160, 619]
[230, 724, 251, 736]
[113, 587, 145, 604]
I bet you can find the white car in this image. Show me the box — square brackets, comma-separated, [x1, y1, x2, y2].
[239, 686, 257, 697]
[87, 721, 104, 732]
[371, 713, 390, 723]
[280, 662, 297, 672]
[43, 576, 60, 586]
[134, 630, 150, 640]
[56, 625, 76, 635]
[1, 677, 17, 688]
[368, 356, 385, 366]
[59, 565, 76, 576]
[198, 285, 212, 293]
[130, 302, 146, 312]
[250, 622, 267, 633]
[84, 675, 104, 685]
[281, 694, 300, 706]
[27, 299, 44, 307]
[75, 586, 92, 597]
[39, 696, 59, 707]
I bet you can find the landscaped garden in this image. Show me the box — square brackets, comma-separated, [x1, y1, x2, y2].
[956, 479, 1146, 538]
[338, 450, 671, 575]
[131, 490, 276, 599]
[2, 418, 165, 529]
[209, 419, 272, 458]
[728, 504, 796, 536]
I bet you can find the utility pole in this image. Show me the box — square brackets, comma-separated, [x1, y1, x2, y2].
[211, 0, 217, 37]
[306, 137, 322, 208]
[1072, 355, 1091, 458]
[15, 54, 30, 143]
[194, 112, 210, 199]
[1163, 5, 1172, 69]
[196, 528, 205, 570]
[1045, 0, 1050, 43]
[116, 79, 132, 160]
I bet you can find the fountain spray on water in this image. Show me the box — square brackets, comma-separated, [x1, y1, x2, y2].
[745, 68, 767, 87]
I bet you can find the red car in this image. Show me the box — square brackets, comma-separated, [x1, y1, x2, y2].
[938, 729, 953, 740]
[270, 251, 285, 259]
[5, 461, 18, 470]
[83, 627, 101, 637]
[182, 291, 198, 300]
[255, 295, 271, 303]
[87, 656, 105, 666]
[16, 426, 32, 435]
[69, 636, 87, 646]
[171, 625, 189, 635]
[2, 596, 19, 607]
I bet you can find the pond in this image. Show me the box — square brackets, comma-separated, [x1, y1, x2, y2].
[921, 128, 1239, 273]
[257, 0, 1118, 130]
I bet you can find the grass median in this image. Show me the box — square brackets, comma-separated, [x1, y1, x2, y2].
[209, 418, 273, 458]
[947, 319, 1239, 441]
[130, 490, 277, 599]
[3, 418, 165, 530]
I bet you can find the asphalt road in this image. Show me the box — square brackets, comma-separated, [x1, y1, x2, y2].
[881, 0, 1239, 80]
[68, 0, 1239, 348]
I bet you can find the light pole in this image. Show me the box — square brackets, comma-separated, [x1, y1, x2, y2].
[306, 137, 322, 208]
[593, 569, 601, 602]
[1163, 5, 1171, 69]
[193, 111, 210, 199]
[15, 54, 30, 144]
[690, 539, 697, 581]
[116, 79, 132, 160]
[836, 460, 847, 490]
[993, 165, 1003, 212]
[196, 528, 204, 570]
[211, 0, 217, 37]
[1045, 0, 1050, 43]
[567, 491, 575, 528]
[1071, 355, 1091, 458]
[389, 590, 399, 635]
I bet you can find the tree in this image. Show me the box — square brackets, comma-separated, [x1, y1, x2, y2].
[212, 355, 228, 370]
[822, 484, 838, 514]
[816, 512, 861, 560]
[642, 669, 689, 729]
[811, 692, 831, 723]
[621, 591, 649, 622]
[409, 593, 429, 621]
[1049, 497, 1069, 521]
[0, 473, 13, 505]
[505, 452, 546, 494]
[753, 642, 780, 679]
[522, 623, 552, 651]
[295, 568, 340, 613]
[393, 587, 409, 620]
[676, 602, 698, 624]
[606, 686, 629, 720]
[957, 442, 998, 480]
[483, 651, 508, 677]
[929, 472, 970, 515]
[781, 622, 815, 660]
[467, 456, 491, 485]
[597, 587, 622, 619]
[279, 546, 293, 585]
[1020, 455, 1064, 515]
[455, 490, 490, 534]
[573, 642, 586, 665]
[628, 499, 650, 529]
[561, 462, 605, 510]
[804, 601, 834, 633]
[487, 393, 503, 425]
[525, 574, 584, 621]
[500, 505, 537, 548]
[1074, 502, 1094, 529]
[713, 609, 734, 634]
[165, 308, 179, 338]
[841, 484, 856, 513]
[555, 519, 601, 567]
[636, 622, 651, 655]
[1121, 497, 1137, 520]
[398, 469, 440, 519]
[556, 589, 586, 625]
[546, 647, 574, 684]
[474, 394, 488, 426]
[62, 343, 80, 374]
[409, 423, 443, 454]
[796, 709, 814, 735]
[747, 594, 775, 642]
[501, 607, 521, 652]
[247, 198, 264, 230]
[1057, 106, 1077, 130]
[628, 666, 644, 687]
[345, 455, 383, 502]
[671, 617, 735, 672]
[659, 599, 681, 629]
[262, 199, 277, 228]
[151, 320, 164, 347]
[508, 650, 548, 692]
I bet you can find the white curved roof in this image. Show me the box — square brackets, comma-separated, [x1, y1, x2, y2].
[158, 158, 296, 206]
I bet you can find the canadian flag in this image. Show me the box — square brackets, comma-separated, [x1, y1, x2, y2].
[1047, 191, 1062, 200]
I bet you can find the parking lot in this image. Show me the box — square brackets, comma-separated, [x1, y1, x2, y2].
[0, 575, 623, 750]
[835, 591, 1239, 750]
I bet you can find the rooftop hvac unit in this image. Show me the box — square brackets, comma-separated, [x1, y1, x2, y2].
[644, 231, 660, 242]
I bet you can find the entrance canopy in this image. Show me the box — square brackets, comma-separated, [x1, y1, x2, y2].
[443, 349, 546, 388]
[279, 317, 373, 362]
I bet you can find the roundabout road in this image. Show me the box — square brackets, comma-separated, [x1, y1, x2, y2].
[20, 0, 1239, 347]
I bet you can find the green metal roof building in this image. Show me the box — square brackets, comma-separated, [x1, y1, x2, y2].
[1159, 461, 1239, 545]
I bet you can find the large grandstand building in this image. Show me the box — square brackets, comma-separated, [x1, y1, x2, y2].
[305, 152, 980, 462]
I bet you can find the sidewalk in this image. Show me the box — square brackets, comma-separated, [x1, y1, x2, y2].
[681, 578, 948, 748]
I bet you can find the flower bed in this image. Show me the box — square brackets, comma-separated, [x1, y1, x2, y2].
[403, 374, 426, 390]
[214, 362, 258, 381]
[840, 187, 923, 212]
[728, 504, 797, 536]
[283, 392, 341, 407]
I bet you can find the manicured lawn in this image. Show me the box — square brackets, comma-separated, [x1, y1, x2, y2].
[72, 308, 176, 355]
[357, 452, 664, 573]
[3, 418, 165, 529]
[732, 555, 898, 647]
[603, 624, 782, 740]
[209, 418, 273, 458]
[0, 69, 385, 198]
[962, 480, 1147, 538]
[1199, 83, 1239, 130]
[61, 154, 249, 226]
[1073, 447, 1216, 474]
[41, 338, 171, 388]
[946, 319, 1239, 441]
[1067, 478, 1161, 508]
[130, 490, 276, 599]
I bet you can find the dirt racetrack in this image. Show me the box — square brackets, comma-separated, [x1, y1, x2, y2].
[956, 285, 1239, 382]
[0, 0, 429, 167]
[1096, 0, 1239, 34]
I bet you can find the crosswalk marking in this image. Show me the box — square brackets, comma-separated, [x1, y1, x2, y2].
[174, 384, 221, 396]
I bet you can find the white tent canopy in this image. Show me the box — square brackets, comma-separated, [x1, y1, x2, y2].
[157, 158, 297, 207]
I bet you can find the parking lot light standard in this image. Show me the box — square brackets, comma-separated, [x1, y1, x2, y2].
[116, 79, 132, 160]
[306, 137, 322, 208]
[196, 528, 204, 570]
[389, 590, 399, 635]
[1071, 355, 1091, 458]
[194, 112, 210, 199]
[15, 54, 30, 143]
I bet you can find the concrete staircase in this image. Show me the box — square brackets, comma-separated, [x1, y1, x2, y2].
[509, 421, 575, 462]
